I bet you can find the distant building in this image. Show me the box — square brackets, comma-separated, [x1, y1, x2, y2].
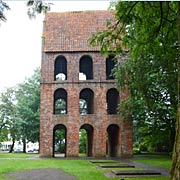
[0, 141, 39, 153]
[0, 141, 12, 151]
[40, 10, 133, 158]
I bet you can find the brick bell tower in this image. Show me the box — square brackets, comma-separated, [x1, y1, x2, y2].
[40, 10, 133, 158]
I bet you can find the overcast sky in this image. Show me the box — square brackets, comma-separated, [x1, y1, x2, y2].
[0, 1, 110, 92]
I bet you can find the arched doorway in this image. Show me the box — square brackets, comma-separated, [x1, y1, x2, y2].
[107, 124, 119, 157]
[79, 124, 93, 157]
[53, 124, 67, 157]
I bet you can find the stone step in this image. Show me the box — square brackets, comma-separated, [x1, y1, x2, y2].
[112, 170, 161, 175]
[99, 164, 135, 168]
[89, 160, 117, 164]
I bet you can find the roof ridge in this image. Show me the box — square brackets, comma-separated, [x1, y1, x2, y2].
[47, 10, 112, 15]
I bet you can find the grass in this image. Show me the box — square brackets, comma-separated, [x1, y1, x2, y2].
[0, 152, 170, 180]
[0, 152, 37, 158]
[133, 154, 172, 169]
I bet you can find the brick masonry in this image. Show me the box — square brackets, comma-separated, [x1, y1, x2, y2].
[39, 11, 133, 158]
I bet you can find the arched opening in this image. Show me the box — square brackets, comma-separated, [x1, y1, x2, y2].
[106, 88, 119, 114]
[54, 56, 67, 81]
[54, 88, 67, 114]
[107, 124, 119, 157]
[53, 124, 67, 157]
[79, 89, 94, 114]
[106, 55, 116, 80]
[79, 55, 93, 80]
[79, 124, 93, 157]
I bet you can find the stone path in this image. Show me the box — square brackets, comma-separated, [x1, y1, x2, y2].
[6, 168, 77, 180]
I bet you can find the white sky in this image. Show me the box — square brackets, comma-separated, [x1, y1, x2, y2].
[0, 0, 110, 92]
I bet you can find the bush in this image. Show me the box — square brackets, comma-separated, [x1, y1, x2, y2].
[139, 143, 148, 152]
[133, 148, 140, 155]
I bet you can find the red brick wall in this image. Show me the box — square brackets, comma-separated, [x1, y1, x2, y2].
[39, 52, 133, 158]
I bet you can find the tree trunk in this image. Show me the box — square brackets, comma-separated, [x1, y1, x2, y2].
[170, 2, 180, 179]
[22, 139, 26, 153]
[9, 137, 15, 153]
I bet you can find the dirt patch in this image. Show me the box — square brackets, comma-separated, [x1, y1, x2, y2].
[6, 168, 77, 180]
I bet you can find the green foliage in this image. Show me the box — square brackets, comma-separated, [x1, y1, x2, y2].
[54, 129, 65, 153]
[133, 148, 140, 155]
[0, 128, 8, 143]
[0, 68, 40, 152]
[0, 87, 18, 147]
[15, 67, 40, 143]
[79, 129, 87, 153]
[54, 99, 66, 114]
[0, 0, 51, 22]
[26, 0, 52, 18]
[91, 1, 178, 153]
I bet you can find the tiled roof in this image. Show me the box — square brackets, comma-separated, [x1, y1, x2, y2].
[43, 10, 114, 52]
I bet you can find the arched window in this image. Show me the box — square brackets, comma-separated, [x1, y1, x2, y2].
[79, 55, 93, 80]
[54, 56, 67, 81]
[54, 88, 67, 114]
[79, 88, 94, 114]
[106, 55, 116, 80]
[106, 88, 119, 114]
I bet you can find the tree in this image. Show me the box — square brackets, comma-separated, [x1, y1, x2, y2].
[54, 129, 65, 153]
[0, 0, 50, 22]
[91, 2, 179, 179]
[15, 68, 40, 152]
[54, 99, 66, 115]
[0, 68, 40, 153]
[79, 129, 87, 154]
[0, 0, 10, 22]
[0, 87, 18, 152]
[26, 0, 52, 18]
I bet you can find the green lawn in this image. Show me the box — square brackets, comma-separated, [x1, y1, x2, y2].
[0, 153, 170, 180]
[133, 154, 172, 169]
[0, 152, 36, 158]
